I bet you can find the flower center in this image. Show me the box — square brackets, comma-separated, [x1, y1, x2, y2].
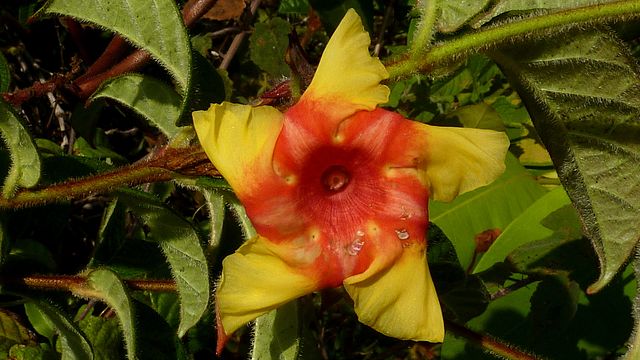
[321, 165, 351, 193]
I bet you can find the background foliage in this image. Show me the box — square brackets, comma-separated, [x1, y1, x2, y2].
[1, 0, 640, 359]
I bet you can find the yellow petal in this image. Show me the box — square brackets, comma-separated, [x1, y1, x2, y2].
[420, 125, 509, 202]
[343, 245, 444, 342]
[216, 236, 317, 336]
[300, 8, 389, 120]
[192, 102, 283, 196]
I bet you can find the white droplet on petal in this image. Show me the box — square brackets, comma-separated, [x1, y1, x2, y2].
[348, 230, 366, 256]
[395, 228, 410, 240]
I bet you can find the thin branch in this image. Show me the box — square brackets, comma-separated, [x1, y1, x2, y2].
[373, 0, 395, 57]
[72, 0, 221, 98]
[219, 0, 262, 70]
[445, 320, 544, 360]
[1, 274, 177, 293]
[0, 145, 219, 209]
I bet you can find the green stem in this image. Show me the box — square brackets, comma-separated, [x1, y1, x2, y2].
[387, 0, 640, 78]
[410, 0, 439, 55]
[445, 320, 542, 360]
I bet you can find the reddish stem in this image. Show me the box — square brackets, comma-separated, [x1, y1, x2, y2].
[1, 274, 177, 293]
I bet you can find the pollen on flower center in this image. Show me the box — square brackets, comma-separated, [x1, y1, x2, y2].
[321, 165, 351, 193]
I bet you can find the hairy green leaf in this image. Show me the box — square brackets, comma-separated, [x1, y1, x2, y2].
[250, 17, 291, 78]
[24, 300, 94, 360]
[474, 187, 574, 273]
[437, 0, 490, 33]
[0, 52, 10, 92]
[90, 74, 182, 138]
[251, 301, 301, 360]
[37, 0, 191, 92]
[0, 100, 41, 197]
[494, 29, 640, 292]
[430, 154, 547, 267]
[86, 268, 136, 359]
[475, 0, 622, 28]
[202, 189, 225, 249]
[119, 190, 210, 337]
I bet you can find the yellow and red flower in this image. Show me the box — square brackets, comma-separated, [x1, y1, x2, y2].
[193, 9, 509, 354]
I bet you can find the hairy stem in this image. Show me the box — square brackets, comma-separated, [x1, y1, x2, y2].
[387, 0, 640, 78]
[0, 274, 177, 293]
[445, 320, 542, 360]
[410, 0, 439, 55]
[0, 145, 218, 209]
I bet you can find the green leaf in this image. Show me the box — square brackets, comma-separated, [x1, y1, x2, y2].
[89, 199, 127, 267]
[134, 300, 188, 360]
[494, 29, 640, 292]
[249, 17, 291, 78]
[448, 102, 506, 131]
[623, 256, 640, 360]
[187, 52, 226, 114]
[37, 0, 191, 92]
[8, 343, 57, 360]
[437, 0, 490, 33]
[119, 189, 210, 337]
[430, 154, 547, 268]
[474, 187, 575, 273]
[474, 0, 623, 28]
[441, 282, 537, 359]
[86, 268, 136, 359]
[251, 301, 301, 360]
[0, 52, 10, 92]
[0, 309, 37, 358]
[23, 303, 55, 342]
[24, 300, 94, 360]
[202, 189, 225, 249]
[75, 305, 123, 360]
[0, 99, 41, 197]
[529, 275, 580, 341]
[278, 0, 310, 14]
[90, 74, 182, 138]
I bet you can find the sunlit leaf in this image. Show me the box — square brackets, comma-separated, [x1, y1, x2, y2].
[24, 300, 94, 360]
[474, 187, 574, 273]
[430, 154, 547, 268]
[0, 100, 41, 197]
[251, 301, 301, 360]
[119, 189, 209, 337]
[437, 0, 490, 33]
[90, 74, 182, 138]
[85, 268, 136, 359]
[36, 0, 191, 92]
[494, 29, 640, 292]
